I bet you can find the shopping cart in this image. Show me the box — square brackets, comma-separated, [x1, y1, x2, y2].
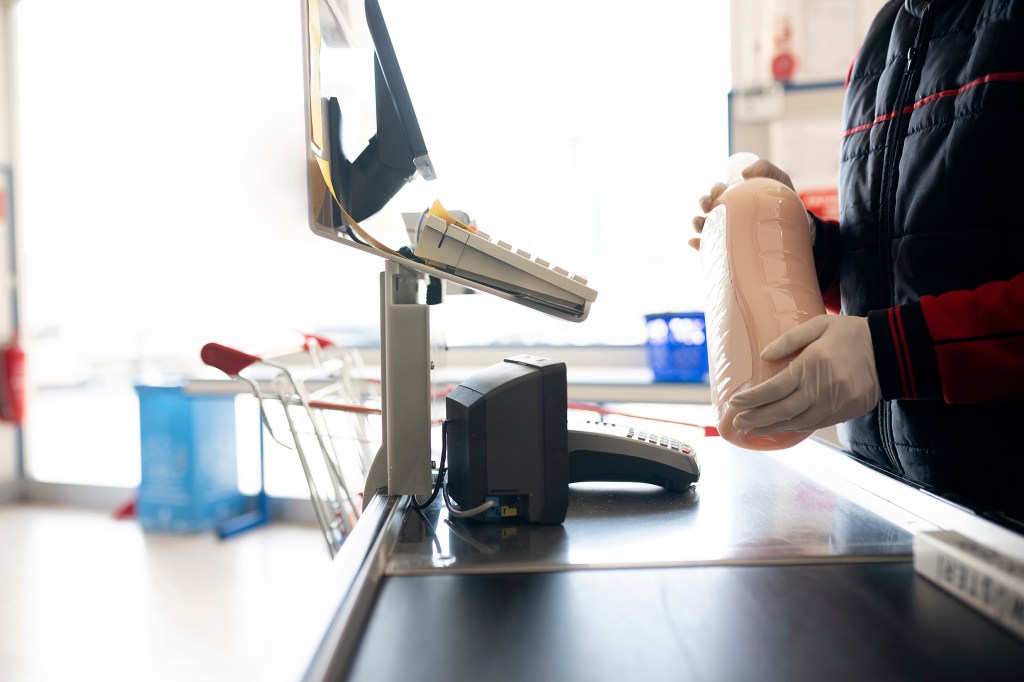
[201, 334, 380, 558]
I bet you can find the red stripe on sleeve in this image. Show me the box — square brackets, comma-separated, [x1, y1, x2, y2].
[893, 306, 918, 400]
[888, 309, 911, 398]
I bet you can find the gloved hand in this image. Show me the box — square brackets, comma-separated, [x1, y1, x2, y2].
[689, 158, 810, 251]
[730, 314, 881, 435]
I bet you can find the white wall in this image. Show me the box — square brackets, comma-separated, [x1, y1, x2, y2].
[11, 0, 731, 489]
[729, 0, 888, 89]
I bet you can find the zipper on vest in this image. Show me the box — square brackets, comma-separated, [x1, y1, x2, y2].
[875, 6, 932, 475]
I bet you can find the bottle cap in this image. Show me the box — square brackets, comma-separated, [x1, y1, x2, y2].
[726, 152, 760, 187]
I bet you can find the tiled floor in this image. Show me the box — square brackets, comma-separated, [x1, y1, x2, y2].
[0, 503, 335, 682]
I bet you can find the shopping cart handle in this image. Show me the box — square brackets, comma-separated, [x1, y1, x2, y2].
[302, 333, 336, 351]
[201, 343, 263, 376]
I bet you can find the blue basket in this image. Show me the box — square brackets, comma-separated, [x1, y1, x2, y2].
[136, 385, 246, 533]
[644, 312, 710, 383]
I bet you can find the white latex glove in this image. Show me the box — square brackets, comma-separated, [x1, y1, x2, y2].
[689, 158, 815, 251]
[730, 315, 881, 434]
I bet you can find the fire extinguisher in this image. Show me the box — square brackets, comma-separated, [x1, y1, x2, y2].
[0, 332, 25, 424]
[771, 16, 797, 83]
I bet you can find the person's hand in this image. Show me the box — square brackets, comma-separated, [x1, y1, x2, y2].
[730, 315, 880, 434]
[689, 158, 803, 251]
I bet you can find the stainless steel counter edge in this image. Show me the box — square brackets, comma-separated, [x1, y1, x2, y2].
[790, 437, 1024, 558]
[385, 553, 912, 577]
[301, 492, 406, 682]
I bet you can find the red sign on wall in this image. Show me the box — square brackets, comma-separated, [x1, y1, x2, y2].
[799, 187, 839, 222]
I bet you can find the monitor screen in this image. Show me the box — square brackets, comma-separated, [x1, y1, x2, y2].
[302, 0, 435, 235]
[364, 0, 434, 182]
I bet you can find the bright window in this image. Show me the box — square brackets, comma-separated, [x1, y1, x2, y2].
[14, 0, 730, 488]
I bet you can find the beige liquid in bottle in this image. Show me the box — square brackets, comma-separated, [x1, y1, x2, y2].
[700, 155, 826, 450]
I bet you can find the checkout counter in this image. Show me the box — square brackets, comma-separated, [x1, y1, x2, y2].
[286, 0, 1024, 671]
[299, 428, 1024, 681]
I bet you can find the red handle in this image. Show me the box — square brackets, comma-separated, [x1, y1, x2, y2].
[201, 343, 263, 376]
[302, 333, 336, 351]
[307, 400, 382, 415]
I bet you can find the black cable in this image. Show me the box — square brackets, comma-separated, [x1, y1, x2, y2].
[345, 224, 367, 246]
[411, 419, 448, 510]
[397, 245, 425, 264]
[410, 505, 443, 554]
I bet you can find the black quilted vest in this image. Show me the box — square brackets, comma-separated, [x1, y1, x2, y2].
[837, 0, 1024, 518]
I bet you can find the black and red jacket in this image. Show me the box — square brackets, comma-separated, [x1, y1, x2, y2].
[811, 0, 1024, 518]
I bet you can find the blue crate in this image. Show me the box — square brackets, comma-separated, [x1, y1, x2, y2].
[644, 312, 710, 383]
[136, 385, 245, 533]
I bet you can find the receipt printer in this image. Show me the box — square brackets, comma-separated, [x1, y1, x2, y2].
[445, 355, 569, 524]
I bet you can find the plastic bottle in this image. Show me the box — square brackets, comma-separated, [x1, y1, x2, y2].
[699, 152, 826, 450]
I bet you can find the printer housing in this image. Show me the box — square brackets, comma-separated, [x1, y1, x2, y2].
[445, 355, 568, 524]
